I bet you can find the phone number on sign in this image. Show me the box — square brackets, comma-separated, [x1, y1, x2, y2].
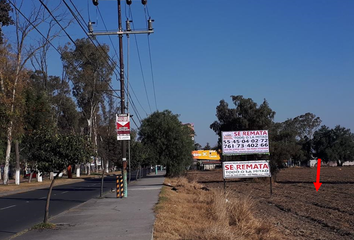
[223, 139, 268, 149]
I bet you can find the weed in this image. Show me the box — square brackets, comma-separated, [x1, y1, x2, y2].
[32, 222, 56, 230]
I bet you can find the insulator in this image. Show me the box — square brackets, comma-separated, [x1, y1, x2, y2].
[92, 0, 99, 6]
[126, 0, 132, 5]
[142, 0, 147, 5]
[88, 21, 94, 33]
[148, 18, 154, 31]
[126, 19, 132, 31]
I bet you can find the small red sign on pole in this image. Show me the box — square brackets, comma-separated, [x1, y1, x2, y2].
[116, 114, 130, 140]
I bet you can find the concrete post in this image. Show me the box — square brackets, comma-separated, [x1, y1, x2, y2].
[76, 167, 80, 177]
[15, 170, 20, 185]
[37, 172, 42, 182]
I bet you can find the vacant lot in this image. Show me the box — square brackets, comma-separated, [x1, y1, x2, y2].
[187, 167, 354, 240]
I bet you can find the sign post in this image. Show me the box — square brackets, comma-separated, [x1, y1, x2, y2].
[116, 114, 130, 198]
[116, 114, 130, 140]
[221, 130, 272, 196]
[222, 130, 270, 155]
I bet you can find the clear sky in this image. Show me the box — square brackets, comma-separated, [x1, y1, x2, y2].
[6, 0, 354, 148]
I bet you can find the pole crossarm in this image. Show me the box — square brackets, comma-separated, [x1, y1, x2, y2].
[88, 30, 154, 36]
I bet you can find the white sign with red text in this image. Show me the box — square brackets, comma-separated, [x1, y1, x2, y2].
[222, 130, 269, 155]
[223, 161, 271, 179]
[116, 114, 130, 140]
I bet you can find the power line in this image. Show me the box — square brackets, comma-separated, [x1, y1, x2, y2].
[144, 5, 158, 111]
[129, 6, 152, 114]
[62, 0, 120, 77]
[147, 35, 157, 111]
[63, 0, 147, 123]
[68, 0, 147, 121]
[11, 0, 145, 132]
[97, 6, 120, 63]
[35, 0, 121, 97]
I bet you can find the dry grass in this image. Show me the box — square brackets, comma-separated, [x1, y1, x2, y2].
[154, 177, 283, 240]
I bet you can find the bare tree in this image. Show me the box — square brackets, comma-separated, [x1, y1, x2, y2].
[2, 0, 71, 185]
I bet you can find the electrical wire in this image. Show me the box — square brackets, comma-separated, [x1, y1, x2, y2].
[146, 34, 157, 111]
[97, 6, 120, 63]
[144, 5, 158, 110]
[62, 0, 120, 77]
[82, 1, 150, 121]
[11, 0, 145, 131]
[129, 5, 152, 114]
[36, 0, 121, 98]
[63, 0, 146, 123]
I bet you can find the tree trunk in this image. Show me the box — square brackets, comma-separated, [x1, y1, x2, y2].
[94, 114, 98, 173]
[76, 165, 80, 177]
[87, 163, 91, 175]
[37, 171, 42, 182]
[29, 171, 33, 183]
[43, 176, 57, 223]
[15, 140, 20, 185]
[3, 124, 13, 185]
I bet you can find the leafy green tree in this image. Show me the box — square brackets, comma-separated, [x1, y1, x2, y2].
[129, 130, 150, 171]
[210, 95, 275, 148]
[268, 113, 321, 166]
[28, 70, 80, 134]
[1, 0, 67, 184]
[0, 0, 14, 44]
[97, 94, 121, 170]
[25, 130, 92, 223]
[203, 142, 211, 150]
[61, 38, 116, 171]
[139, 110, 194, 177]
[313, 125, 354, 166]
[194, 143, 202, 150]
[23, 82, 54, 133]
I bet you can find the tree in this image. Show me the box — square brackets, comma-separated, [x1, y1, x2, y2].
[210, 95, 275, 148]
[203, 142, 211, 150]
[27, 70, 80, 134]
[194, 143, 202, 150]
[25, 129, 92, 223]
[0, 0, 14, 44]
[313, 125, 354, 166]
[139, 110, 194, 177]
[268, 113, 322, 166]
[0, 42, 27, 185]
[61, 38, 116, 172]
[1, 0, 70, 185]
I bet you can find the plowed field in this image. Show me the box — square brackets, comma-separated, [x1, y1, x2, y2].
[187, 167, 354, 240]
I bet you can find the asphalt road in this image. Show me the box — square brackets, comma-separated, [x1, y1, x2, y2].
[0, 176, 116, 240]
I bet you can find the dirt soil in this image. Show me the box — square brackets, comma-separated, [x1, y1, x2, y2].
[187, 167, 354, 240]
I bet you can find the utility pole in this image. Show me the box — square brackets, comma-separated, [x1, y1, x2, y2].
[118, 0, 127, 198]
[90, 0, 154, 198]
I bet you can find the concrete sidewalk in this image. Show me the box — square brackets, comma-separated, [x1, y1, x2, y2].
[12, 171, 165, 240]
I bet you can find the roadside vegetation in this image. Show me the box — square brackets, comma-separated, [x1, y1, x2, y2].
[154, 177, 282, 240]
[31, 222, 56, 230]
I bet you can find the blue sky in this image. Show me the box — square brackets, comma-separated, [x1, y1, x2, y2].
[6, 0, 354, 147]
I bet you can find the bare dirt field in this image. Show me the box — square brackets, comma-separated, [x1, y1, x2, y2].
[187, 167, 354, 240]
